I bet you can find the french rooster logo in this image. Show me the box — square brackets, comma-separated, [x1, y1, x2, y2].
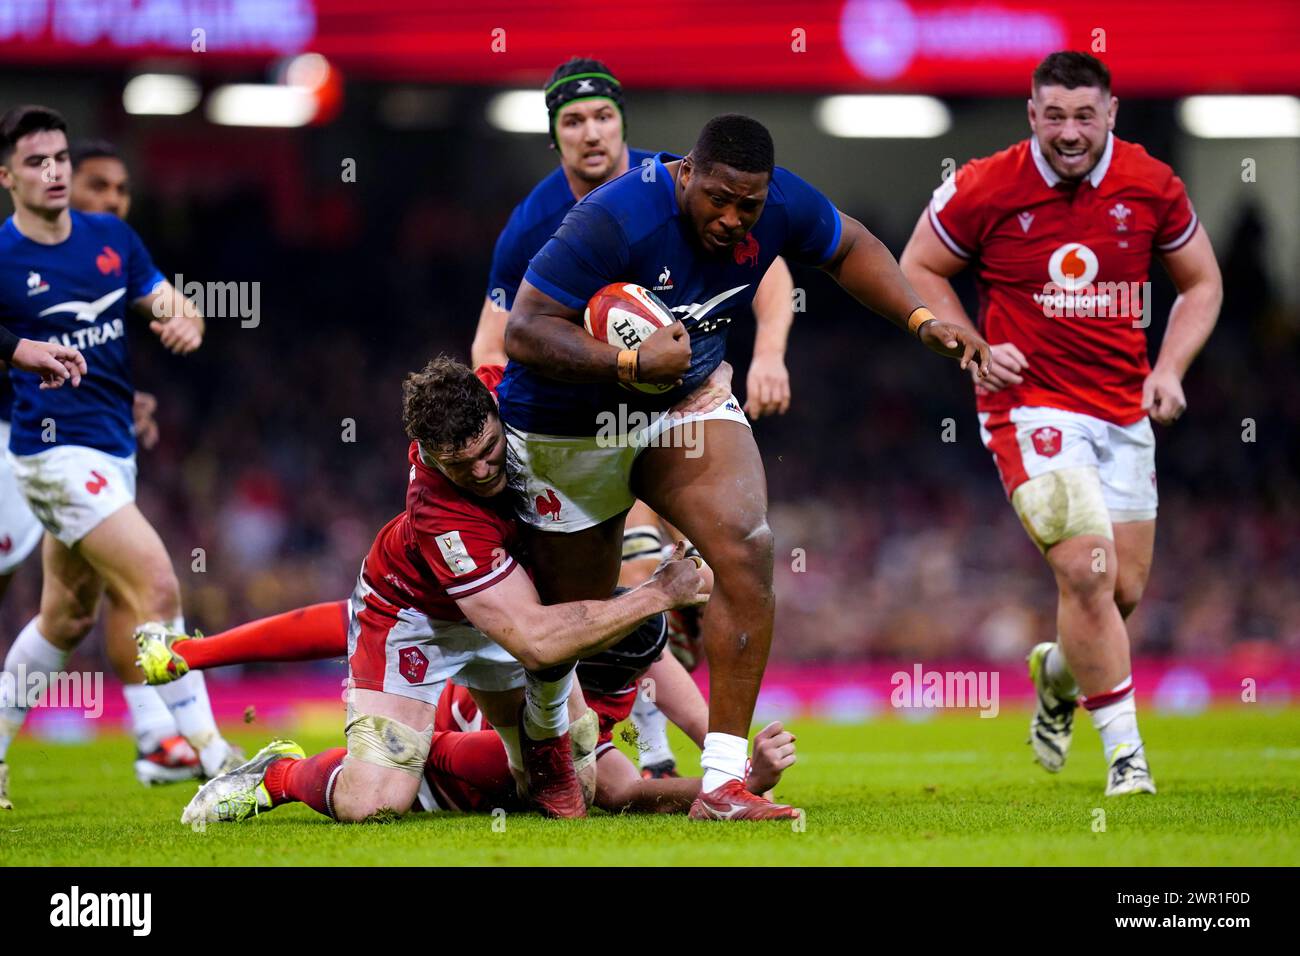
[733, 233, 760, 266]
[95, 246, 122, 276]
[534, 488, 562, 521]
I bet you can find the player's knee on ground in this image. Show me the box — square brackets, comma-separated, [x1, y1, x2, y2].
[337, 711, 433, 820]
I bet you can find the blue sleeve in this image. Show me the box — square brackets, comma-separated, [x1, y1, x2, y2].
[523, 200, 630, 311]
[123, 221, 166, 301]
[775, 168, 842, 266]
[486, 207, 529, 312]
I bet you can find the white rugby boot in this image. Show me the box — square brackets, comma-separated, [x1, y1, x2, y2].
[1027, 642, 1076, 773]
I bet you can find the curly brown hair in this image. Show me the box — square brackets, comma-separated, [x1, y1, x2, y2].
[401, 356, 498, 454]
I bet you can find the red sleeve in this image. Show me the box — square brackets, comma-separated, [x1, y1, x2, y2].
[475, 364, 505, 394]
[412, 494, 518, 600]
[1154, 170, 1198, 253]
[927, 159, 989, 260]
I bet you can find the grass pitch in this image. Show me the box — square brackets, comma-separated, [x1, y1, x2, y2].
[2, 706, 1297, 867]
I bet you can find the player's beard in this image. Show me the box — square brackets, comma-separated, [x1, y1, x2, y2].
[572, 144, 623, 186]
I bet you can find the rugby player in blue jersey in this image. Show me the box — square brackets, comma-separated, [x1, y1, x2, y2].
[66, 138, 204, 786]
[0, 106, 238, 809]
[473, 59, 795, 781]
[502, 113, 991, 819]
[473, 59, 796, 423]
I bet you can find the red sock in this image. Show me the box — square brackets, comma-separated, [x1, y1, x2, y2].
[424, 730, 514, 810]
[176, 601, 348, 670]
[264, 748, 347, 817]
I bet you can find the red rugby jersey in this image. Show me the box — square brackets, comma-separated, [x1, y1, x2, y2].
[928, 134, 1197, 424]
[362, 366, 520, 620]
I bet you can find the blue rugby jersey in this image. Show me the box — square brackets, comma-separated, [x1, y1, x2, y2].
[0, 210, 164, 456]
[498, 152, 841, 435]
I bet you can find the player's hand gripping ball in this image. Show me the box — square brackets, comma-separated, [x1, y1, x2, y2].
[584, 282, 678, 394]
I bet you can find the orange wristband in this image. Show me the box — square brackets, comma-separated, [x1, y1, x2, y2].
[617, 349, 639, 384]
[907, 307, 937, 337]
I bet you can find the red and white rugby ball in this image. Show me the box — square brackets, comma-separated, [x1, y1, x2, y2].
[584, 282, 677, 394]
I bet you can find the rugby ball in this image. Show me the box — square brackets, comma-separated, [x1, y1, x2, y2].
[584, 282, 677, 394]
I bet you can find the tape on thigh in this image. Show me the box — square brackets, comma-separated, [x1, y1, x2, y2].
[1010, 464, 1112, 552]
[345, 712, 434, 778]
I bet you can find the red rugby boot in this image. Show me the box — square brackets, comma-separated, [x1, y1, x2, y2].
[519, 709, 586, 819]
[688, 779, 801, 821]
[135, 735, 202, 786]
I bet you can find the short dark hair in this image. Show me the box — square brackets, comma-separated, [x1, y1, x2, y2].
[0, 105, 67, 165]
[691, 114, 774, 176]
[401, 356, 498, 454]
[1032, 51, 1111, 96]
[71, 138, 122, 170]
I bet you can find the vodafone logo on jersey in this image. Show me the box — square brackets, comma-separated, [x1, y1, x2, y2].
[1047, 243, 1098, 291]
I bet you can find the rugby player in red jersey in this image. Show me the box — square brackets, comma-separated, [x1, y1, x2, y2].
[900, 52, 1222, 796]
[161, 358, 708, 824]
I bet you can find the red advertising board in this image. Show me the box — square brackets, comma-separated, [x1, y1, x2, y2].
[0, 0, 1295, 94]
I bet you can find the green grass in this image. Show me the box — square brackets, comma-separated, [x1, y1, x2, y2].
[3, 706, 1298, 866]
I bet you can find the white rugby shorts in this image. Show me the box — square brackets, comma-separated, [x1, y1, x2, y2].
[978, 405, 1157, 522]
[6, 443, 137, 547]
[505, 393, 750, 533]
[346, 571, 525, 706]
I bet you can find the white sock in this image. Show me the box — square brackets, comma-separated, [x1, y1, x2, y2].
[1044, 642, 1078, 699]
[153, 671, 229, 775]
[522, 668, 573, 741]
[494, 725, 523, 772]
[1088, 679, 1143, 763]
[700, 732, 748, 793]
[121, 683, 178, 754]
[630, 694, 674, 768]
[0, 618, 70, 762]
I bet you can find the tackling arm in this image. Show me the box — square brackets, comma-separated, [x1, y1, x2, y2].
[455, 552, 704, 672]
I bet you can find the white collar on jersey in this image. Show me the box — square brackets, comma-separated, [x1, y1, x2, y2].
[1031, 131, 1114, 189]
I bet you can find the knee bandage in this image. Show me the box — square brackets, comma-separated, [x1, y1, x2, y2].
[570, 706, 600, 808]
[344, 712, 434, 778]
[1011, 465, 1113, 552]
[569, 707, 599, 773]
[622, 525, 664, 563]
